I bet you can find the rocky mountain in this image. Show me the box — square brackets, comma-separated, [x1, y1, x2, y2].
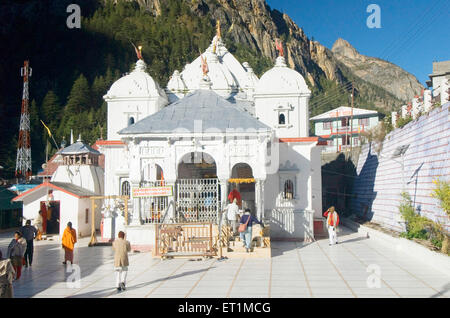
[127, 0, 420, 111]
[331, 38, 423, 101]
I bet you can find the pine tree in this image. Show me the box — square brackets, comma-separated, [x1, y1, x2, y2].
[65, 74, 90, 114]
[41, 90, 61, 128]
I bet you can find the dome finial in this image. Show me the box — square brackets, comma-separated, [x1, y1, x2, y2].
[275, 39, 284, 57]
[131, 41, 143, 60]
[200, 53, 209, 77]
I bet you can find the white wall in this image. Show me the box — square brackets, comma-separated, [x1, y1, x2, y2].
[106, 97, 167, 140]
[52, 165, 104, 194]
[21, 189, 100, 239]
[255, 94, 310, 138]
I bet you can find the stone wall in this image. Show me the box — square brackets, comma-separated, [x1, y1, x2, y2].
[349, 103, 449, 232]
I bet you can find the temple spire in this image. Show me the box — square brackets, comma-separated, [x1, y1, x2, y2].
[216, 20, 221, 39]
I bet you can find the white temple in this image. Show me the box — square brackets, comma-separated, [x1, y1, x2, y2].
[95, 33, 324, 248]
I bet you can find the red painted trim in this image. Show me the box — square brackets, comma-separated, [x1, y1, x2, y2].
[12, 182, 84, 201]
[279, 137, 319, 143]
[93, 140, 125, 146]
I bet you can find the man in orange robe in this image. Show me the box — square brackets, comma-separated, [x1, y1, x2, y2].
[62, 222, 77, 265]
[324, 206, 340, 245]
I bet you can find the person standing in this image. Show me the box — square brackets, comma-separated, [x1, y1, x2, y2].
[0, 250, 15, 298]
[238, 209, 264, 253]
[62, 222, 77, 265]
[7, 232, 25, 280]
[34, 211, 44, 241]
[324, 206, 340, 245]
[227, 198, 240, 236]
[20, 220, 37, 267]
[112, 231, 131, 292]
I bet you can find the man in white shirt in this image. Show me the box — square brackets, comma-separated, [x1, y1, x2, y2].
[227, 198, 240, 235]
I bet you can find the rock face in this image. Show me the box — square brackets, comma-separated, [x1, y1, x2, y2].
[331, 38, 423, 101]
[112, 0, 423, 109]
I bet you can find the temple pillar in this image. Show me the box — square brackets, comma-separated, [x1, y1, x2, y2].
[129, 181, 142, 226]
[255, 179, 265, 221]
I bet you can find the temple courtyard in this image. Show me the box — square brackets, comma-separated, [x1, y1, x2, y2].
[1, 226, 448, 298]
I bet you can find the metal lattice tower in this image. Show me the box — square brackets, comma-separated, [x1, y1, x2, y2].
[15, 60, 32, 180]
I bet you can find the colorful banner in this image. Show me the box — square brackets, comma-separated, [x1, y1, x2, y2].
[132, 186, 173, 198]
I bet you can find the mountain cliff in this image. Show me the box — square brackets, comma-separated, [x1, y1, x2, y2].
[331, 38, 423, 101]
[128, 0, 420, 112]
[0, 0, 423, 177]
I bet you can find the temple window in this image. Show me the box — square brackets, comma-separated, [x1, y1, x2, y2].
[121, 181, 130, 196]
[128, 116, 135, 126]
[279, 113, 286, 125]
[284, 179, 294, 200]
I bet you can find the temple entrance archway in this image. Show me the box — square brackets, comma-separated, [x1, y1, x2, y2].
[176, 152, 219, 223]
[229, 163, 255, 213]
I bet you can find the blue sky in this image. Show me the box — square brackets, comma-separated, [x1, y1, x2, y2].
[266, 0, 450, 85]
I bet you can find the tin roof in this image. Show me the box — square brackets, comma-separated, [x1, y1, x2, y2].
[59, 140, 101, 155]
[118, 89, 270, 135]
[12, 182, 97, 202]
[310, 106, 378, 121]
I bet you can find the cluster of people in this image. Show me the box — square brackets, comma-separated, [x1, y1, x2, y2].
[225, 197, 264, 253]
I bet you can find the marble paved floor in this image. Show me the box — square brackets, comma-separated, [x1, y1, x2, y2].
[1, 226, 449, 298]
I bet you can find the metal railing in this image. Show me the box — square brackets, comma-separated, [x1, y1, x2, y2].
[139, 180, 171, 224]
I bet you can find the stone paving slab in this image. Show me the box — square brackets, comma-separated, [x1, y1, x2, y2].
[1, 226, 449, 298]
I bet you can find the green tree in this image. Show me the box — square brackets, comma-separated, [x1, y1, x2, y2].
[65, 74, 90, 114]
[41, 91, 61, 128]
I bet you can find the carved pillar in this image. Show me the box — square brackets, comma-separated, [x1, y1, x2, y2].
[219, 178, 228, 225]
[129, 181, 142, 226]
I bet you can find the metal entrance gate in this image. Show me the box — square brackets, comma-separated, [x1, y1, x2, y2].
[176, 178, 220, 223]
[139, 181, 170, 223]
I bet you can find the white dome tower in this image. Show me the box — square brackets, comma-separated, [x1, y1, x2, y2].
[166, 69, 187, 103]
[103, 59, 168, 140]
[254, 52, 311, 138]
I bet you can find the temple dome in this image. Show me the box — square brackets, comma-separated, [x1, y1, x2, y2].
[104, 60, 167, 100]
[255, 56, 310, 95]
[181, 49, 238, 98]
[167, 70, 187, 93]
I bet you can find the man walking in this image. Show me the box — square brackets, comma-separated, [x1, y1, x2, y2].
[324, 206, 340, 245]
[62, 222, 77, 265]
[239, 209, 264, 253]
[112, 231, 131, 292]
[20, 220, 37, 267]
[227, 198, 240, 236]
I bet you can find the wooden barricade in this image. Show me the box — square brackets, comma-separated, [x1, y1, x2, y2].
[155, 222, 216, 259]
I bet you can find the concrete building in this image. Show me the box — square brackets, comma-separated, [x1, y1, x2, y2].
[13, 138, 104, 238]
[310, 106, 380, 153]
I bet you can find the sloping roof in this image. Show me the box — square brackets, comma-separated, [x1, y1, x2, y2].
[12, 182, 97, 202]
[0, 188, 22, 210]
[59, 140, 101, 155]
[118, 89, 270, 135]
[310, 106, 378, 121]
